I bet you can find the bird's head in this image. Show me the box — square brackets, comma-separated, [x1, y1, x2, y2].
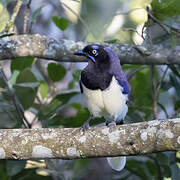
[74, 44, 109, 63]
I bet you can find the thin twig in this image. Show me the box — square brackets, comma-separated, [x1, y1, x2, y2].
[156, 66, 169, 93]
[5, 0, 23, 33]
[24, 0, 32, 33]
[146, 6, 170, 35]
[1, 0, 31, 128]
[60, 2, 96, 39]
[123, 28, 145, 40]
[151, 65, 158, 119]
[157, 102, 169, 118]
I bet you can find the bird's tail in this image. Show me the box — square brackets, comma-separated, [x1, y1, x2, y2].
[107, 156, 126, 171]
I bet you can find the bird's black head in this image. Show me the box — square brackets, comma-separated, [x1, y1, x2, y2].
[74, 44, 109, 63]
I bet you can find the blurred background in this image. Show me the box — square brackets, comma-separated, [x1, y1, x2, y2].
[0, 0, 180, 179]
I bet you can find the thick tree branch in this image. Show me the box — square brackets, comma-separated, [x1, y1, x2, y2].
[0, 119, 179, 160]
[0, 34, 180, 64]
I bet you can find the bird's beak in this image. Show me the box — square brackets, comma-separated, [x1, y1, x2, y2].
[74, 50, 85, 56]
[74, 50, 95, 63]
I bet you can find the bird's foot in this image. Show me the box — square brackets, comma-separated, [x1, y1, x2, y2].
[107, 121, 116, 132]
[116, 119, 124, 125]
[107, 121, 116, 127]
[80, 118, 91, 132]
[81, 122, 89, 131]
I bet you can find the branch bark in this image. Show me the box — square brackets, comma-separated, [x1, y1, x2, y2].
[0, 34, 180, 64]
[0, 119, 179, 160]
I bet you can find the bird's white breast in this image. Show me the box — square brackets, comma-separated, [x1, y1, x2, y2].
[82, 76, 128, 123]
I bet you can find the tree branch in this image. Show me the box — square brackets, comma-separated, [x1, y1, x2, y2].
[0, 34, 180, 64]
[0, 119, 179, 160]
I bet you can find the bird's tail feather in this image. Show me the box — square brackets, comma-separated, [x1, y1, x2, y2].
[107, 156, 126, 171]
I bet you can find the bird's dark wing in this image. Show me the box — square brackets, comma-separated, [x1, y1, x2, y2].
[104, 47, 130, 95]
[79, 79, 83, 93]
[114, 73, 130, 95]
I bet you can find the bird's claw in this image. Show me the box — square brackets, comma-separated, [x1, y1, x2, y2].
[80, 121, 90, 132]
[107, 121, 116, 132]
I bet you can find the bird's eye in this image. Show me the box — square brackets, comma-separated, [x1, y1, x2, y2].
[92, 50, 97, 55]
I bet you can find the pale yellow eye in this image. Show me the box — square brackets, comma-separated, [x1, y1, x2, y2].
[92, 50, 97, 54]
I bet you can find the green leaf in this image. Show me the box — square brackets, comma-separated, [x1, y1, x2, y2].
[145, 161, 158, 179]
[52, 16, 69, 31]
[14, 68, 38, 110]
[11, 57, 35, 72]
[0, 110, 18, 128]
[70, 103, 90, 127]
[126, 159, 152, 180]
[73, 70, 81, 82]
[175, 101, 180, 111]
[47, 63, 66, 82]
[177, 163, 180, 169]
[177, 152, 180, 159]
[68, 80, 75, 89]
[40, 92, 78, 120]
[72, 159, 91, 179]
[151, 0, 180, 20]
[122, 64, 142, 70]
[39, 81, 48, 99]
[49, 103, 90, 127]
[14, 85, 37, 110]
[156, 152, 171, 178]
[0, 161, 8, 180]
[16, 68, 37, 84]
[131, 68, 153, 120]
[52, 92, 78, 107]
[6, 160, 26, 176]
[31, 6, 43, 25]
[12, 168, 52, 180]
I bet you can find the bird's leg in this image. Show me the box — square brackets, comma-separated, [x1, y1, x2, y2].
[106, 119, 124, 132]
[107, 121, 116, 127]
[106, 121, 116, 133]
[81, 117, 92, 131]
[106, 118, 124, 127]
[116, 119, 124, 125]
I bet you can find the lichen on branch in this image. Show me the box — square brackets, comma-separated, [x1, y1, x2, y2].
[0, 34, 180, 64]
[0, 119, 179, 160]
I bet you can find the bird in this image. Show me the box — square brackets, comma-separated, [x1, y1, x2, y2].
[74, 44, 130, 171]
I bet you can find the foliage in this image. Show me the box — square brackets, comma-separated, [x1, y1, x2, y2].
[151, 0, 180, 20]
[47, 63, 66, 82]
[0, 0, 179, 179]
[52, 16, 69, 31]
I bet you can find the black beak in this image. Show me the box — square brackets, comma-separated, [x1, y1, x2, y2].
[74, 50, 95, 63]
[74, 50, 85, 56]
